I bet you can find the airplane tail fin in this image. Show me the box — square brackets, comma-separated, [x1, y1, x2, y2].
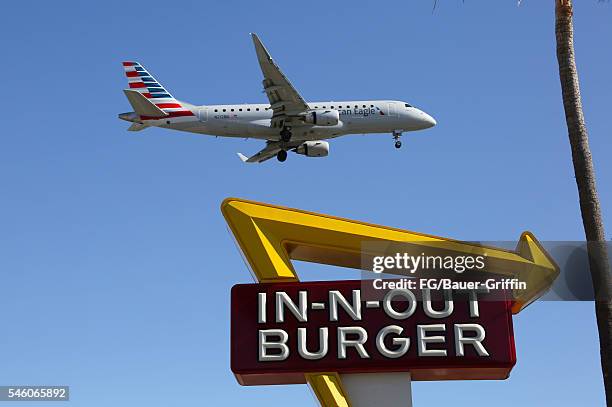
[121, 61, 195, 119]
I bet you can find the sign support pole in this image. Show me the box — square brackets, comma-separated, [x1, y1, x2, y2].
[341, 373, 412, 407]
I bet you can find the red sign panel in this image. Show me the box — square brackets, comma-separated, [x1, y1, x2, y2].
[231, 280, 516, 385]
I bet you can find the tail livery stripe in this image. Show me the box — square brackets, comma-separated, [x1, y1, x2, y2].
[140, 111, 195, 120]
[156, 103, 182, 108]
[121, 61, 194, 118]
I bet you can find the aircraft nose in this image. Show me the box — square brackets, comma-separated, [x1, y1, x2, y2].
[420, 112, 437, 128]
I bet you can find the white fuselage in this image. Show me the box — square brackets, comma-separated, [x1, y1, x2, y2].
[144, 100, 436, 142]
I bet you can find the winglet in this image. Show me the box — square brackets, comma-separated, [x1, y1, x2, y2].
[237, 153, 249, 163]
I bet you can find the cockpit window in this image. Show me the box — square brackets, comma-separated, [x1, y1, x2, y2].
[404, 103, 412, 108]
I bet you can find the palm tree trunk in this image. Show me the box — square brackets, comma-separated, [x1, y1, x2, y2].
[555, 0, 612, 404]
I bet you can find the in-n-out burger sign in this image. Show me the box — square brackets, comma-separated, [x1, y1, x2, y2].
[222, 199, 559, 404]
[231, 279, 516, 385]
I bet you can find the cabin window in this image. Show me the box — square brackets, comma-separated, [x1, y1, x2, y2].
[247, 108, 250, 111]
[223, 109, 226, 112]
[370, 104, 374, 107]
[239, 108, 242, 111]
[354, 105, 358, 108]
[214, 109, 218, 112]
[362, 105, 366, 108]
[231, 108, 234, 112]
[315, 106, 319, 108]
[331, 106, 334, 109]
[256, 108, 259, 111]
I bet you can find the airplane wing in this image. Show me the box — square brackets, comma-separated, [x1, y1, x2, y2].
[251, 33, 310, 129]
[237, 142, 283, 163]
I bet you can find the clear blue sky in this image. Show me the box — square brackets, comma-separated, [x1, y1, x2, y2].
[1, 1, 610, 406]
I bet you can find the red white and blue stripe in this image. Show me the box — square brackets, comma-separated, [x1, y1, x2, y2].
[122, 61, 194, 119]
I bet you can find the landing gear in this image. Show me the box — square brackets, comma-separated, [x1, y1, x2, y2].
[393, 130, 402, 149]
[280, 126, 292, 142]
[277, 150, 287, 162]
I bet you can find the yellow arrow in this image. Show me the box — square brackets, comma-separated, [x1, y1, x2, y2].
[222, 197, 559, 314]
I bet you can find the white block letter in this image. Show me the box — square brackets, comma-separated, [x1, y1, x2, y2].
[298, 327, 329, 360]
[329, 290, 362, 321]
[423, 289, 454, 318]
[275, 291, 308, 322]
[417, 324, 447, 357]
[376, 325, 410, 358]
[259, 329, 289, 361]
[382, 289, 417, 320]
[338, 327, 369, 359]
[454, 324, 489, 356]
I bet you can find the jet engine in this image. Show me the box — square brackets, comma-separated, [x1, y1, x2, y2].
[303, 109, 340, 126]
[294, 141, 329, 157]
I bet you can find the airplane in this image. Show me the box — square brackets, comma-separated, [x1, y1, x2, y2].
[118, 33, 436, 163]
